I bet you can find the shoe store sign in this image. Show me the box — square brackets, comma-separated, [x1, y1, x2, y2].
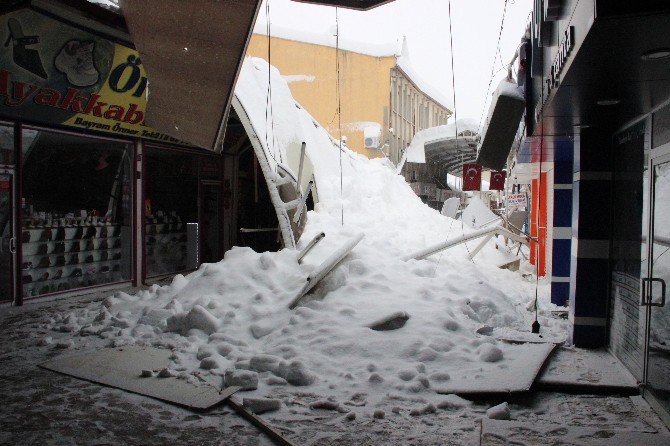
[0, 8, 185, 144]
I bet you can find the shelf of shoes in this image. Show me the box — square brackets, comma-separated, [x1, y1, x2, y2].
[21, 223, 128, 297]
[145, 215, 188, 276]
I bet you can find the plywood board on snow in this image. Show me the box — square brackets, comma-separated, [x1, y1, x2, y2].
[480, 418, 670, 446]
[536, 347, 638, 392]
[434, 342, 555, 395]
[40, 346, 238, 410]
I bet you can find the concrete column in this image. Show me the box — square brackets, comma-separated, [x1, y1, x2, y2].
[550, 138, 574, 306]
[569, 128, 612, 347]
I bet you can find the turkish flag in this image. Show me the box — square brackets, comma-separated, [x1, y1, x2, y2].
[489, 170, 506, 190]
[462, 163, 482, 191]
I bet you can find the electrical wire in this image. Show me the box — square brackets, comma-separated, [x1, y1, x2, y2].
[264, 0, 280, 170]
[446, 0, 473, 260]
[477, 0, 509, 134]
[336, 7, 344, 226]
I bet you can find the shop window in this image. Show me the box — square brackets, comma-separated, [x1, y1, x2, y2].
[21, 129, 133, 298]
[0, 123, 13, 165]
[145, 147, 198, 277]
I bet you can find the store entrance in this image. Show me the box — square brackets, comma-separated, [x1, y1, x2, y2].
[0, 169, 16, 303]
[644, 143, 670, 425]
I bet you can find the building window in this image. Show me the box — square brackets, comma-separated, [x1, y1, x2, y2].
[1, 123, 13, 165]
[21, 129, 133, 298]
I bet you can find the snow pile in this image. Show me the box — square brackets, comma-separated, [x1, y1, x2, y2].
[43, 59, 563, 413]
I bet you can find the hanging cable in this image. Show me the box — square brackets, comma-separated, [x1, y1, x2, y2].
[477, 0, 509, 133]
[264, 0, 280, 171]
[446, 0, 473, 260]
[335, 7, 344, 226]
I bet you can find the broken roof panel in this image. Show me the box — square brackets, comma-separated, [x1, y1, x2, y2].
[119, 0, 262, 151]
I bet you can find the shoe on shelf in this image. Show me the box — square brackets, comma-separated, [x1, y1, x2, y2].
[39, 271, 49, 281]
[37, 244, 48, 255]
[55, 227, 66, 241]
[55, 255, 66, 267]
[67, 254, 79, 265]
[70, 268, 82, 278]
[22, 273, 33, 283]
[52, 269, 63, 280]
[37, 257, 50, 268]
[54, 242, 65, 254]
[22, 261, 33, 270]
[22, 231, 30, 243]
[71, 241, 80, 253]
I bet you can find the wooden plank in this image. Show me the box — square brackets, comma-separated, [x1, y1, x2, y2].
[226, 397, 296, 446]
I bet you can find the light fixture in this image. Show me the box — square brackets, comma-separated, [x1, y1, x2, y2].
[597, 99, 620, 106]
[641, 48, 670, 61]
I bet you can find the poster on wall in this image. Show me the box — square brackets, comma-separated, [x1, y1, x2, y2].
[0, 8, 185, 144]
[507, 193, 527, 210]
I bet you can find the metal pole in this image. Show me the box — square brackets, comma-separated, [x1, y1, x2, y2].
[402, 226, 499, 261]
[297, 231, 325, 264]
[296, 141, 306, 192]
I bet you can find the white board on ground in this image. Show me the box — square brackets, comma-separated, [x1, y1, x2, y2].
[481, 418, 670, 446]
[536, 347, 638, 390]
[441, 197, 460, 218]
[40, 346, 239, 410]
[433, 342, 555, 394]
[493, 327, 567, 344]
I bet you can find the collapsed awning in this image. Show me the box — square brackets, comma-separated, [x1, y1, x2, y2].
[476, 80, 525, 170]
[119, 0, 262, 151]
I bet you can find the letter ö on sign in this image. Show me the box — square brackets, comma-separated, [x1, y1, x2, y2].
[108, 55, 147, 98]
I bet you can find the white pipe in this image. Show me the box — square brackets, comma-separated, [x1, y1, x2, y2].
[289, 233, 364, 309]
[468, 233, 495, 260]
[296, 142, 306, 192]
[297, 231, 325, 264]
[402, 227, 499, 261]
[293, 180, 314, 224]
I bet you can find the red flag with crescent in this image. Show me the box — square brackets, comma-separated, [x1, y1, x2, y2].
[462, 163, 482, 191]
[489, 170, 506, 190]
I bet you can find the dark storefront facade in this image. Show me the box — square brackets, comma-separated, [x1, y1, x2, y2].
[0, 3, 283, 306]
[513, 0, 670, 425]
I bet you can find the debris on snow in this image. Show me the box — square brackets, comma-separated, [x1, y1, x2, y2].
[224, 370, 259, 391]
[367, 311, 410, 331]
[486, 402, 511, 420]
[243, 398, 282, 414]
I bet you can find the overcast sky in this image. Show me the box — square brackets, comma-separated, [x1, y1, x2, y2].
[255, 0, 533, 127]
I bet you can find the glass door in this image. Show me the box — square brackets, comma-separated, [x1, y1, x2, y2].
[0, 169, 16, 303]
[644, 148, 670, 424]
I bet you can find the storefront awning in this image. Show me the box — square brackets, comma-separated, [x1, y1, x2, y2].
[119, 0, 262, 152]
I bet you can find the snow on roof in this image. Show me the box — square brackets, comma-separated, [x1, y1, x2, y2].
[401, 118, 480, 169]
[395, 37, 453, 111]
[253, 23, 401, 58]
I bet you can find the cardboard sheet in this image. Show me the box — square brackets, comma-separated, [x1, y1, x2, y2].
[536, 347, 638, 391]
[40, 346, 238, 410]
[434, 342, 555, 395]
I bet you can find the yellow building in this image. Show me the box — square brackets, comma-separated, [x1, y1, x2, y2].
[247, 30, 452, 163]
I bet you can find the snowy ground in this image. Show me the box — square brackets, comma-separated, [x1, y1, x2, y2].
[0, 291, 664, 445]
